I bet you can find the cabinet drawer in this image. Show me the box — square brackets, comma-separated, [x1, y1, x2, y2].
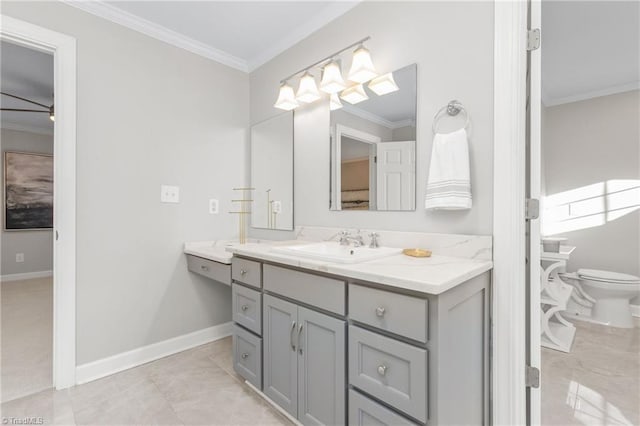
[232, 284, 262, 335]
[263, 264, 345, 315]
[187, 255, 231, 285]
[233, 324, 262, 389]
[349, 284, 428, 343]
[349, 390, 417, 426]
[349, 326, 428, 422]
[232, 258, 262, 288]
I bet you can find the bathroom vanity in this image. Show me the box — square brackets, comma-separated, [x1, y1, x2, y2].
[221, 233, 492, 426]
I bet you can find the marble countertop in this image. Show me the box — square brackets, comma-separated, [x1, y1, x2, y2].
[184, 241, 235, 264]
[226, 241, 493, 295]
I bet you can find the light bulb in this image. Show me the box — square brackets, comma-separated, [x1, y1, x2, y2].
[368, 72, 399, 96]
[320, 60, 346, 94]
[274, 82, 298, 111]
[347, 45, 377, 83]
[296, 72, 321, 103]
[340, 84, 368, 105]
[329, 93, 343, 111]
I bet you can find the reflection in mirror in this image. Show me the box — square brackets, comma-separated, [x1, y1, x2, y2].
[330, 64, 417, 211]
[251, 112, 294, 230]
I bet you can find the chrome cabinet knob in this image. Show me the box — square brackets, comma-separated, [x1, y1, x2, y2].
[200, 265, 209, 271]
[377, 364, 388, 376]
[240, 269, 247, 275]
[375, 307, 386, 317]
[241, 305, 249, 311]
[241, 352, 249, 359]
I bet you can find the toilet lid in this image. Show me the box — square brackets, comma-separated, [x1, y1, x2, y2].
[578, 268, 640, 283]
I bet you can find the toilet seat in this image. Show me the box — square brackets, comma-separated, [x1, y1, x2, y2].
[578, 269, 640, 284]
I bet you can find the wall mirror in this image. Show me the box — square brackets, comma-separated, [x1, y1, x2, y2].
[330, 63, 417, 211]
[251, 111, 294, 230]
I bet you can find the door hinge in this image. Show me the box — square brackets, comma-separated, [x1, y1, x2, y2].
[526, 198, 540, 220]
[374, 156, 377, 163]
[55, 230, 59, 241]
[527, 28, 541, 51]
[526, 365, 540, 388]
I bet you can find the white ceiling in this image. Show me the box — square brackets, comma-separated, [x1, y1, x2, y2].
[1, 41, 54, 134]
[67, 0, 359, 72]
[542, 1, 640, 106]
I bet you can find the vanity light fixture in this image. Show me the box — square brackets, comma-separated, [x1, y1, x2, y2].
[347, 45, 377, 83]
[368, 72, 399, 96]
[329, 93, 343, 111]
[340, 84, 368, 105]
[296, 72, 321, 103]
[274, 82, 299, 111]
[320, 60, 346, 94]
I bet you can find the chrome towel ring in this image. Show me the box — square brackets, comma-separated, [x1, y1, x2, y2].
[432, 100, 469, 134]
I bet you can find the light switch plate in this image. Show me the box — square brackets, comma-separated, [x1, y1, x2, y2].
[209, 199, 219, 214]
[161, 185, 180, 203]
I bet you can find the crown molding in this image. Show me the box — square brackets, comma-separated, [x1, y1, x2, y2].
[60, 0, 249, 72]
[1, 121, 54, 136]
[247, 1, 362, 72]
[342, 103, 415, 130]
[542, 81, 640, 107]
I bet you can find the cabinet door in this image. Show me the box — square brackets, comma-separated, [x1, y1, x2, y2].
[263, 294, 298, 417]
[297, 306, 346, 426]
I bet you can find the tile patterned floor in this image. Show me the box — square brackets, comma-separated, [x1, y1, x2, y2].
[0, 337, 291, 425]
[542, 317, 640, 425]
[1, 277, 53, 403]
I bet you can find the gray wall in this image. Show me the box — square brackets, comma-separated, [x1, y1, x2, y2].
[542, 90, 640, 277]
[0, 129, 54, 276]
[248, 1, 494, 240]
[2, 1, 249, 364]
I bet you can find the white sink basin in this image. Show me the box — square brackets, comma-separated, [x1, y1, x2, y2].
[273, 241, 402, 264]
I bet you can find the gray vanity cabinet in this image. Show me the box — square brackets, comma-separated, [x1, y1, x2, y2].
[263, 294, 346, 425]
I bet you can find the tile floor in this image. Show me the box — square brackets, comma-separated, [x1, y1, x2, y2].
[542, 317, 640, 425]
[1, 277, 53, 403]
[0, 337, 291, 425]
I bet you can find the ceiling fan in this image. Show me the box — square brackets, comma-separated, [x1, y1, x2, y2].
[1, 91, 54, 121]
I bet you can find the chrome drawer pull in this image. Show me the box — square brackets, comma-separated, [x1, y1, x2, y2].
[375, 307, 386, 317]
[241, 304, 249, 311]
[241, 352, 249, 359]
[298, 323, 304, 355]
[377, 364, 388, 376]
[240, 269, 247, 275]
[290, 321, 297, 351]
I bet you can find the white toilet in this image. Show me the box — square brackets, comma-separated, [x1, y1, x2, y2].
[569, 269, 640, 328]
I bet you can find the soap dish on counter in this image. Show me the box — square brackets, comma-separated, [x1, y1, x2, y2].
[402, 248, 432, 258]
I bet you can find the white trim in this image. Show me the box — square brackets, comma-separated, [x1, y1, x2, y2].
[0, 270, 53, 282]
[60, 0, 248, 72]
[1, 121, 54, 136]
[1, 15, 78, 390]
[543, 81, 640, 107]
[246, 1, 361, 72]
[631, 304, 640, 318]
[342, 104, 416, 130]
[76, 322, 233, 385]
[493, 2, 528, 425]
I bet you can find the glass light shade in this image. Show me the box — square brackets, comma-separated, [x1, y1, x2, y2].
[368, 72, 399, 96]
[329, 93, 343, 111]
[320, 61, 346, 94]
[274, 83, 298, 110]
[296, 72, 321, 103]
[340, 84, 368, 105]
[347, 45, 377, 83]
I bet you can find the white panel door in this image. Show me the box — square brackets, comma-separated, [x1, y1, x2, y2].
[376, 141, 415, 210]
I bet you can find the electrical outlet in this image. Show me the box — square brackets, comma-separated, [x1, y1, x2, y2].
[273, 201, 282, 213]
[209, 199, 219, 214]
[16, 253, 24, 263]
[160, 185, 180, 203]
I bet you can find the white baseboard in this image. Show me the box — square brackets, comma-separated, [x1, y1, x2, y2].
[0, 270, 53, 282]
[631, 304, 640, 318]
[75, 321, 233, 385]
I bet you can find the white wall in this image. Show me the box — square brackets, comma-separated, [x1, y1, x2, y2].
[2, 1, 249, 365]
[542, 90, 640, 277]
[0, 128, 53, 276]
[249, 1, 494, 240]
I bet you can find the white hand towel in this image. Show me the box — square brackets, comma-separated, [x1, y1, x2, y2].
[425, 128, 472, 210]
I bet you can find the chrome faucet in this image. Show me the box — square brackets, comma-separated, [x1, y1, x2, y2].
[369, 232, 379, 248]
[339, 230, 365, 247]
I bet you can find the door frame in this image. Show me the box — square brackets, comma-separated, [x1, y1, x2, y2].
[492, 1, 530, 425]
[1, 15, 77, 389]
